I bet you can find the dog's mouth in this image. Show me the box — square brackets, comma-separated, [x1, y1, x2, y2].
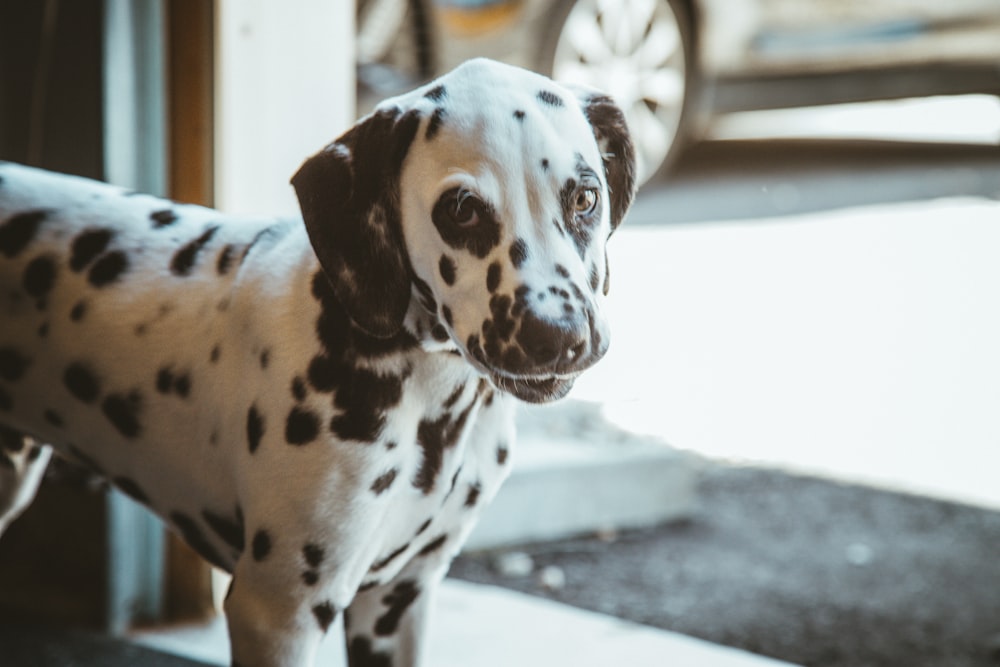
[487, 372, 577, 404]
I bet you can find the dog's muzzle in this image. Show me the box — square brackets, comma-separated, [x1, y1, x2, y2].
[483, 307, 608, 404]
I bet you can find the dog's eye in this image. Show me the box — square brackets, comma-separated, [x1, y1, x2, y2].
[574, 188, 599, 216]
[447, 196, 480, 228]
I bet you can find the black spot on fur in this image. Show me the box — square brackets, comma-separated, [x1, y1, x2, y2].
[465, 482, 482, 507]
[418, 535, 447, 557]
[114, 477, 150, 505]
[439, 255, 456, 286]
[415, 518, 432, 536]
[64, 363, 99, 403]
[555, 264, 570, 279]
[156, 367, 191, 398]
[442, 305, 454, 328]
[0, 348, 29, 382]
[251, 530, 272, 561]
[497, 444, 509, 465]
[259, 349, 270, 369]
[370, 468, 398, 495]
[171, 225, 220, 276]
[238, 223, 284, 263]
[509, 238, 528, 268]
[329, 369, 404, 443]
[448, 468, 463, 496]
[371, 543, 409, 573]
[0, 210, 47, 258]
[413, 401, 476, 494]
[0, 427, 24, 452]
[210, 345, 221, 363]
[88, 251, 129, 287]
[23, 255, 56, 304]
[431, 324, 449, 342]
[302, 571, 319, 586]
[537, 90, 564, 107]
[303, 543, 325, 568]
[70, 229, 113, 272]
[412, 277, 437, 313]
[150, 209, 178, 228]
[375, 580, 420, 636]
[102, 392, 142, 438]
[202, 509, 245, 553]
[291, 377, 307, 402]
[514, 109, 525, 121]
[307, 355, 341, 392]
[170, 511, 230, 572]
[216, 245, 237, 275]
[70, 301, 87, 322]
[589, 263, 601, 292]
[425, 107, 445, 140]
[541, 158, 550, 171]
[67, 444, 102, 473]
[425, 84, 446, 101]
[43, 409, 64, 427]
[347, 637, 393, 667]
[156, 367, 173, 393]
[486, 262, 502, 293]
[285, 407, 320, 445]
[247, 404, 264, 453]
[443, 384, 465, 410]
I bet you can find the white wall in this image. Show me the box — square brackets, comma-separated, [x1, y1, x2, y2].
[215, 0, 354, 216]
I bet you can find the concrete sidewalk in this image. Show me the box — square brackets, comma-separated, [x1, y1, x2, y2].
[135, 579, 801, 667]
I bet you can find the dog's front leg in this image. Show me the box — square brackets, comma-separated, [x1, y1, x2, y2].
[224, 562, 335, 667]
[0, 428, 52, 537]
[343, 562, 448, 667]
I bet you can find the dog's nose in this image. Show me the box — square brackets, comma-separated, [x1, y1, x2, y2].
[516, 310, 589, 371]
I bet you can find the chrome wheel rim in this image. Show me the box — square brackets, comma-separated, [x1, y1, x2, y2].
[552, 0, 687, 183]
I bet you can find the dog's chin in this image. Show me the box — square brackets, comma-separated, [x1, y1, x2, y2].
[488, 373, 576, 404]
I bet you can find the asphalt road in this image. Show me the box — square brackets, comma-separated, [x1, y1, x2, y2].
[452, 135, 1000, 667]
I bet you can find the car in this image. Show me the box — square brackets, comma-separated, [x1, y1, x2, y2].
[358, 0, 1000, 186]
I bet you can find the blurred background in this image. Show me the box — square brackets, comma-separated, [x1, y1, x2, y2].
[1, 1, 1000, 666]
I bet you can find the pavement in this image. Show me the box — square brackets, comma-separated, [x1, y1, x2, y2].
[134, 580, 800, 667]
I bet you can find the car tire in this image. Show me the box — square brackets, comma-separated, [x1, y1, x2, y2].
[356, 0, 437, 106]
[538, 0, 697, 186]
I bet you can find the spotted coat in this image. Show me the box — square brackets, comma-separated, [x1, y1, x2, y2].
[0, 58, 634, 667]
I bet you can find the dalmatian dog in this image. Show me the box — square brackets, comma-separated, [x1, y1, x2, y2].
[0, 58, 635, 666]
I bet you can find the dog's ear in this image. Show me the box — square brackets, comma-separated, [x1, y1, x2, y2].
[292, 108, 421, 338]
[576, 92, 636, 233]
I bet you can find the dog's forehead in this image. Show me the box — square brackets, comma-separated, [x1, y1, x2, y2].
[384, 60, 602, 177]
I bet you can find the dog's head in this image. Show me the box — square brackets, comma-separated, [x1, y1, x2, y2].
[293, 59, 635, 403]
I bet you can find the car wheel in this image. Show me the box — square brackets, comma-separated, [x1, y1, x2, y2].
[356, 0, 437, 107]
[541, 0, 696, 185]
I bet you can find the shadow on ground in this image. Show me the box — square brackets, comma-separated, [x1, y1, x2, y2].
[451, 464, 1000, 667]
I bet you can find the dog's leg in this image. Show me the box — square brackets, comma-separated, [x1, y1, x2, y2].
[0, 426, 52, 537]
[344, 559, 450, 667]
[224, 563, 332, 667]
